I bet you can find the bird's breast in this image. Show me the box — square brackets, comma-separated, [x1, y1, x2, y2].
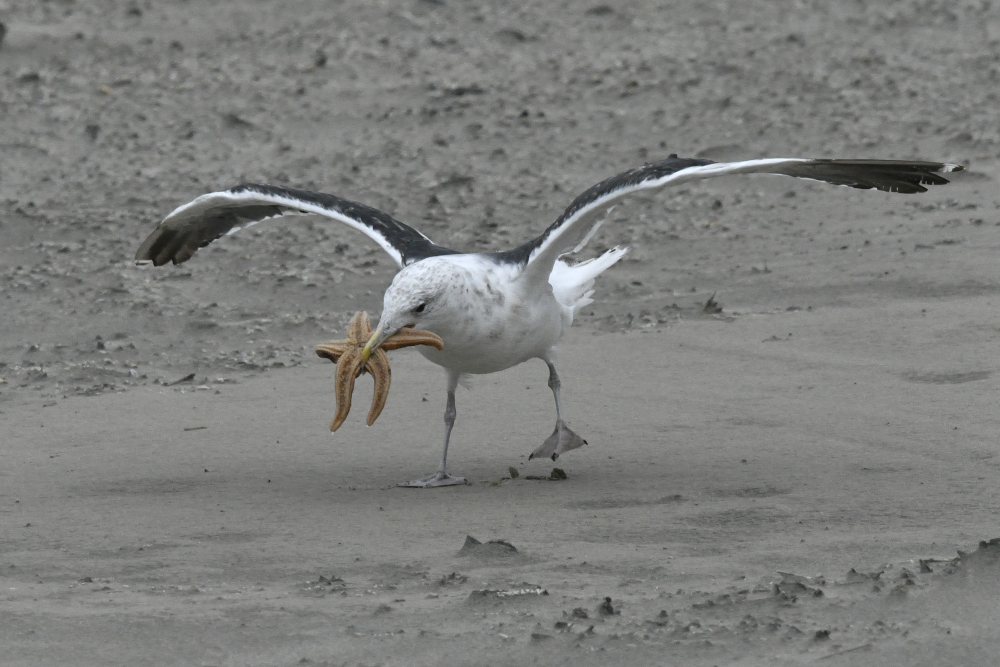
[418, 278, 566, 374]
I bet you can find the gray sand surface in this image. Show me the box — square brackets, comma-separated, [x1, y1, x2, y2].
[1, 1, 999, 665]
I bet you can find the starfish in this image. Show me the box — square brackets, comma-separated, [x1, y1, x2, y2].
[315, 311, 443, 431]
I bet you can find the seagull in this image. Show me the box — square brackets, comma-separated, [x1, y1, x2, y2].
[136, 155, 962, 487]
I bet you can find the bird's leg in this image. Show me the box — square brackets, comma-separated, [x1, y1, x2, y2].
[529, 362, 588, 461]
[548, 361, 566, 421]
[398, 371, 467, 487]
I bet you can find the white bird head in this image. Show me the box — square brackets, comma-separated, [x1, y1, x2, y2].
[362, 257, 464, 362]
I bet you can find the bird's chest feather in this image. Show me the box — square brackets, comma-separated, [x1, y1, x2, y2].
[419, 272, 566, 373]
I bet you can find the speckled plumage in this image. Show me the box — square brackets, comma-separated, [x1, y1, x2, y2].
[377, 254, 570, 375]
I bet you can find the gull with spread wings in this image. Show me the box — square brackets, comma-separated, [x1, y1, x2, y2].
[136, 155, 962, 487]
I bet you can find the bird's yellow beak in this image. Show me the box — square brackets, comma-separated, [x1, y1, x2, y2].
[361, 324, 386, 364]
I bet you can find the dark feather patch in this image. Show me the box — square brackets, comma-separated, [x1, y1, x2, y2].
[136, 184, 457, 266]
[494, 157, 711, 266]
[777, 159, 956, 193]
[494, 156, 960, 267]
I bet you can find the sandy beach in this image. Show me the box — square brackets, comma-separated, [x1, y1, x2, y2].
[2, 1, 999, 664]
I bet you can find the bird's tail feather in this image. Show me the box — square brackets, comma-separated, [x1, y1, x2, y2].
[549, 246, 629, 314]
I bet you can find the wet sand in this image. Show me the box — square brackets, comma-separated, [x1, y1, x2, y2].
[1, 1, 999, 664]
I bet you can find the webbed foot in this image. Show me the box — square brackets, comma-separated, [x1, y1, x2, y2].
[529, 420, 588, 461]
[397, 471, 468, 488]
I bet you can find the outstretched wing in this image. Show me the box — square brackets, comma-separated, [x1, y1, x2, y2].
[504, 156, 963, 279]
[135, 183, 458, 268]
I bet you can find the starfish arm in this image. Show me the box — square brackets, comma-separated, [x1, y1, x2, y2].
[315, 341, 353, 363]
[331, 348, 365, 431]
[365, 348, 392, 426]
[380, 328, 445, 351]
[346, 311, 371, 343]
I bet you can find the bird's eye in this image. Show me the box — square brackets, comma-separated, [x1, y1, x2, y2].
[414, 303, 426, 313]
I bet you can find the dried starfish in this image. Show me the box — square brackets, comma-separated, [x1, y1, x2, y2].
[315, 311, 443, 431]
